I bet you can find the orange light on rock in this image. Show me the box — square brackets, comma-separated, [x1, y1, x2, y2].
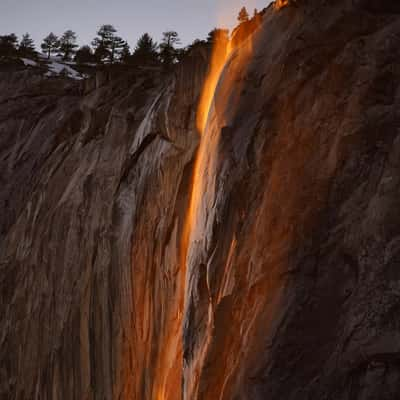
[274, 0, 290, 9]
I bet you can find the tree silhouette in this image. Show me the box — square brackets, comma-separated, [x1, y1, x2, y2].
[92, 25, 114, 62]
[75, 45, 96, 64]
[93, 42, 109, 63]
[238, 7, 250, 23]
[184, 38, 206, 55]
[41, 33, 60, 59]
[159, 31, 181, 67]
[19, 34, 36, 58]
[92, 25, 126, 63]
[59, 30, 78, 61]
[0, 34, 18, 57]
[110, 36, 126, 63]
[120, 43, 131, 63]
[207, 29, 216, 43]
[132, 33, 159, 64]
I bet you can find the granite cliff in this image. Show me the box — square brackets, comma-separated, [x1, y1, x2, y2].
[1, 1, 400, 399]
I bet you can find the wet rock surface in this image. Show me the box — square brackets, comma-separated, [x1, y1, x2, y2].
[1, 1, 400, 399]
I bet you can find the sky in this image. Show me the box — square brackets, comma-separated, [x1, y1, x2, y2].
[0, 0, 272, 50]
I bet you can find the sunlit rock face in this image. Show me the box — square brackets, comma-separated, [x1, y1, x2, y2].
[1, 1, 400, 400]
[182, 2, 400, 399]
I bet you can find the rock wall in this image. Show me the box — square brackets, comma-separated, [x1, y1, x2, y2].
[181, 2, 400, 399]
[0, 52, 208, 399]
[1, 1, 400, 399]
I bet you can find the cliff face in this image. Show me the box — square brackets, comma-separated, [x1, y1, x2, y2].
[0, 56, 207, 400]
[183, 2, 400, 399]
[1, 1, 400, 400]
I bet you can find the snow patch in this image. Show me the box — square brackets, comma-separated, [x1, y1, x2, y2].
[45, 59, 86, 80]
[21, 58, 38, 67]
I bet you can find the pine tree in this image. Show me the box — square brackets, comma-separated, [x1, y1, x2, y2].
[19, 33, 36, 58]
[159, 31, 181, 67]
[132, 33, 159, 64]
[92, 25, 126, 63]
[238, 7, 250, 23]
[110, 36, 127, 63]
[41, 33, 60, 59]
[120, 43, 131, 63]
[207, 29, 216, 43]
[0, 34, 18, 57]
[185, 38, 206, 54]
[92, 25, 114, 62]
[92, 25, 116, 46]
[94, 43, 109, 63]
[59, 30, 78, 61]
[75, 45, 95, 64]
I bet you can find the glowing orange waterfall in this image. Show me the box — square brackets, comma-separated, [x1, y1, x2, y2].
[177, 30, 234, 400]
[155, 17, 259, 399]
[181, 21, 258, 282]
[181, 30, 232, 278]
[177, 15, 261, 397]
[196, 32, 232, 135]
[152, 34, 232, 400]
